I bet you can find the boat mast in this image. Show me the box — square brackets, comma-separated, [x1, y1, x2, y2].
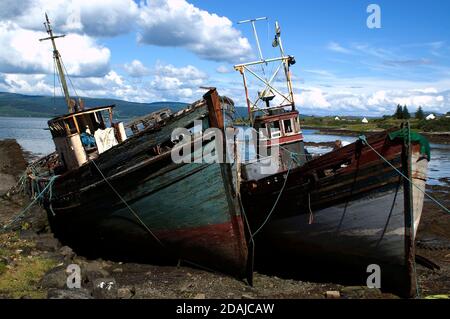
[39, 13, 73, 113]
[234, 19, 297, 124]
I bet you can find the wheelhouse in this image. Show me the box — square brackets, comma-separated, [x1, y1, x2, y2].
[254, 110, 303, 146]
[48, 105, 127, 171]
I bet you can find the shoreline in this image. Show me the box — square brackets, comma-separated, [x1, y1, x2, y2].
[302, 126, 450, 144]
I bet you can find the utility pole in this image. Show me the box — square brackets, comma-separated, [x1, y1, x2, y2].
[39, 13, 73, 113]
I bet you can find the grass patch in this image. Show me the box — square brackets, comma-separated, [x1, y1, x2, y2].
[0, 261, 6, 276]
[0, 256, 57, 298]
[0, 232, 57, 298]
[299, 116, 450, 133]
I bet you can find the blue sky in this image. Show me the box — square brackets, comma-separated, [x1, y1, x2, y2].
[0, 0, 449, 116]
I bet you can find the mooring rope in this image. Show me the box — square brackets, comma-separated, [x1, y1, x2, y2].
[90, 159, 165, 248]
[307, 192, 314, 225]
[2, 175, 59, 232]
[279, 144, 309, 159]
[250, 154, 295, 239]
[358, 135, 449, 214]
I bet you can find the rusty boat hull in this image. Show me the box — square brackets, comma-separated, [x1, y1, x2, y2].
[41, 90, 248, 278]
[241, 130, 429, 296]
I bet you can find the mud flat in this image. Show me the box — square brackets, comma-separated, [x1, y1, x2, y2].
[421, 132, 450, 145]
[0, 139, 448, 299]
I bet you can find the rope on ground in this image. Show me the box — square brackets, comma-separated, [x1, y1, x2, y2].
[358, 135, 449, 214]
[4, 171, 27, 195]
[2, 175, 59, 232]
[90, 159, 165, 248]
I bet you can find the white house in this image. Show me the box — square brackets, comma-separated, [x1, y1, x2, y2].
[426, 113, 436, 120]
[362, 117, 369, 124]
[334, 116, 340, 121]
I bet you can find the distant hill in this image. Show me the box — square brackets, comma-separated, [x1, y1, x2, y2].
[0, 92, 188, 119]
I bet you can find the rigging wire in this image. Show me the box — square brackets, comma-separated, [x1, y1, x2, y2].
[61, 58, 79, 101]
[53, 57, 56, 108]
[359, 135, 449, 214]
[250, 154, 295, 239]
[54, 57, 66, 102]
[90, 159, 165, 248]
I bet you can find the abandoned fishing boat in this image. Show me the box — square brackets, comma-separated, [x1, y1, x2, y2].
[234, 19, 430, 296]
[26, 15, 248, 278]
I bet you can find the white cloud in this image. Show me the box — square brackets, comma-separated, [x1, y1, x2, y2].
[71, 70, 159, 102]
[0, 0, 252, 102]
[0, 21, 110, 77]
[137, 0, 252, 63]
[149, 62, 207, 99]
[413, 87, 438, 94]
[2, 0, 251, 64]
[304, 69, 335, 77]
[6, 0, 139, 37]
[327, 41, 352, 54]
[154, 62, 207, 81]
[1, 60, 211, 103]
[367, 90, 387, 106]
[124, 59, 151, 77]
[294, 88, 331, 109]
[294, 82, 450, 116]
[0, 73, 53, 95]
[60, 62, 209, 102]
[216, 65, 232, 74]
[392, 94, 444, 108]
[294, 68, 450, 115]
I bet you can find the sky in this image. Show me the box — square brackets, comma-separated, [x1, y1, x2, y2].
[0, 0, 449, 116]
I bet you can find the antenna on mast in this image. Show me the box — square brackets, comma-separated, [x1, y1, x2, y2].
[39, 13, 74, 113]
[234, 19, 296, 125]
[238, 17, 267, 62]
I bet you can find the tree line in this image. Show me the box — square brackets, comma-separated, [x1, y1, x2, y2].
[393, 104, 425, 120]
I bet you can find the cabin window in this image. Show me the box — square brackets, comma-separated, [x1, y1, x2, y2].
[266, 121, 281, 138]
[66, 117, 78, 135]
[283, 119, 293, 134]
[259, 126, 269, 139]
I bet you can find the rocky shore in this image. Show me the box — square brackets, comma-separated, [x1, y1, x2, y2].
[0, 139, 448, 299]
